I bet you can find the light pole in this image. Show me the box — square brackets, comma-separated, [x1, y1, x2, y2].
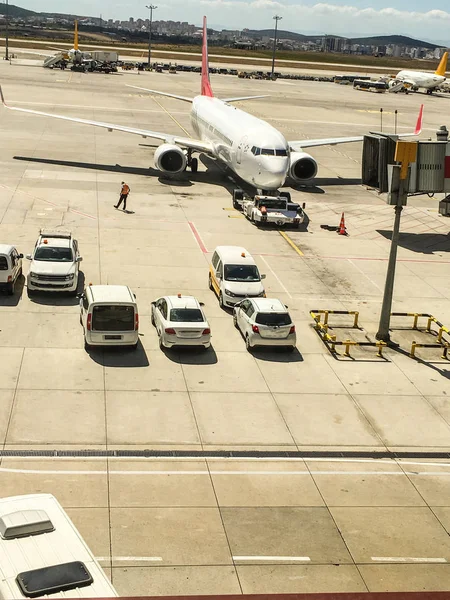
[5, 0, 9, 61]
[271, 15, 282, 78]
[145, 4, 157, 70]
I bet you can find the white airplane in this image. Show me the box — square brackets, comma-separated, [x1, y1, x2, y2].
[0, 17, 424, 192]
[389, 51, 448, 94]
[30, 21, 89, 65]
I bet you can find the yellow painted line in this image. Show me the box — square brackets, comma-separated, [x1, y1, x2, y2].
[67, 72, 73, 84]
[228, 214, 244, 219]
[357, 109, 394, 115]
[279, 230, 304, 256]
[151, 96, 191, 137]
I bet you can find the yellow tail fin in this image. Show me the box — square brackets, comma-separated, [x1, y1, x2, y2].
[435, 51, 448, 77]
[74, 20, 79, 50]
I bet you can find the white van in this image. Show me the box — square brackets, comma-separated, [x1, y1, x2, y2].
[80, 285, 139, 350]
[208, 246, 266, 308]
[0, 493, 118, 598]
[0, 245, 23, 295]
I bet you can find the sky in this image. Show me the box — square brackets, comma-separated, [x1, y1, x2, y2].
[11, 0, 450, 44]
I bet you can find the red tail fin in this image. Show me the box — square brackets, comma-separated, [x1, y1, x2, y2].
[201, 16, 214, 97]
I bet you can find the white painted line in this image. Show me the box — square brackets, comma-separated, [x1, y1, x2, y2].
[371, 557, 447, 563]
[96, 556, 163, 562]
[260, 255, 292, 299]
[348, 259, 383, 292]
[233, 556, 310, 561]
[1, 466, 450, 476]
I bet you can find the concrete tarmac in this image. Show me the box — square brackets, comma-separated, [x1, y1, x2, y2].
[2, 61, 450, 594]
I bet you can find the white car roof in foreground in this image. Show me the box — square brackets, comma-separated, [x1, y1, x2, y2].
[89, 285, 135, 303]
[0, 244, 14, 254]
[166, 295, 201, 310]
[251, 298, 287, 313]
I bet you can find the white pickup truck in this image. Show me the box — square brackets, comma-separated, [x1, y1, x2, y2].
[240, 195, 305, 228]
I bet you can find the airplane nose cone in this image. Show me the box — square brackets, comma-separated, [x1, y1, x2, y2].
[254, 168, 287, 191]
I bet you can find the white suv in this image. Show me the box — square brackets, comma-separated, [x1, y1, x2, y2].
[233, 297, 296, 352]
[26, 230, 82, 295]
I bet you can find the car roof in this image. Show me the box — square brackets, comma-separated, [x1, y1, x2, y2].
[250, 298, 287, 312]
[88, 285, 135, 303]
[37, 237, 71, 248]
[0, 244, 15, 255]
[214, 246, 254, 264]
[165, 295, 201, 310]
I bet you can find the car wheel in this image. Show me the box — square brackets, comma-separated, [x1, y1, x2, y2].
[219, 292, 224, 308]
[233, 314, 238, 329]
[7, 280, 14, 296]
[151, 311, 156, 326]
[208, 273, 213, 291]
[159, 335, 165, 351]
[191, 157, 198, 173]
[245, 335, 252, 352]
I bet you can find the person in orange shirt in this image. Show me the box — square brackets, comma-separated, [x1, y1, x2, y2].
[115, 182, 130, 211]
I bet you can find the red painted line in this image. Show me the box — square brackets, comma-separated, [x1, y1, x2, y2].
[188, 221, 208, 253]
[69, 208, 96, 220]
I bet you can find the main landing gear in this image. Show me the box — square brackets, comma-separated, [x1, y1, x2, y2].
[187, 150, 198, 173]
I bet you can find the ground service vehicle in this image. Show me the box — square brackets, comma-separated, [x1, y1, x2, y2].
[0, 245, 23, 295]
[26, 230, 82, 295]
[209, 246, 266, 309]
[240, 194, 305, 227]
[80, 285, 139, 350]
[233, 297, 296, 351]
[151, 294, 211, 350]
[0, 493, 118, 598]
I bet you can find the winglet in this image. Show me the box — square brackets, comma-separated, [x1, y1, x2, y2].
[435, 51, 448, 77]
[201, 16, 214, 98]
[414, 104, 424, 136]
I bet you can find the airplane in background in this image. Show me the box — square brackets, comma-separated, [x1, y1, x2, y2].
[0, 17, 424, 193]
[29, 21, 89, 66]
[388, 51, 448, 94]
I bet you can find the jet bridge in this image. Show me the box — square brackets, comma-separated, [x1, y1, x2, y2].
[362, 134, 450, 194]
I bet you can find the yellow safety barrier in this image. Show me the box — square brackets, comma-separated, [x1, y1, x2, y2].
[390, 312, 436, 331]
[310, 309, 359, 328]
[410, 341, 450, 360]
[310, 309, 385, 358]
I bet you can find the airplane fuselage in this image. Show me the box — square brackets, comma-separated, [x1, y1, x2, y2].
[191, 96, 289, 190]
[396, 70, 446, 90]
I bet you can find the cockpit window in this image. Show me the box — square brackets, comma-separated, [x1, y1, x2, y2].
[252, 147, 287, 156]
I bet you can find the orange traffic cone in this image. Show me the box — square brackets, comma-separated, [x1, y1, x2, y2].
[338, 212, 347, 235]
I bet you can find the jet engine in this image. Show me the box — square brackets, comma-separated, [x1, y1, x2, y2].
[289, 151, 318, 182]
[154, 144, 187, 174]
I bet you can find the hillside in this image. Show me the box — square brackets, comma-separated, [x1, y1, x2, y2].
[0, 4, 37, 17]
[244, 29, 440, 49]
[349, 34, 440, 49]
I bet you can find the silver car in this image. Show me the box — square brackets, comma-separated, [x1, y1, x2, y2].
[233, 297, 296, 352]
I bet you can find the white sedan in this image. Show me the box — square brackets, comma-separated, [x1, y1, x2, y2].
[233, 297, 296, 351]
[151, 295, 211, 350]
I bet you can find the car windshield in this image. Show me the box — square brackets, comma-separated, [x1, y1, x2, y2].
[170, 308, 204, 322]
[255, 312, 292, 326]
[34, 247, 73, 262]
[92, 305, 135, 332]
[224, 264, 260, 282]
[258, 199, 286, 209]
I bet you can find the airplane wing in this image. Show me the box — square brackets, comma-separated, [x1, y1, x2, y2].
[0, 86, 214, 155]
[222, 95, 269, 103]
[127, 85, 268, 104]
[289, 104, 423, 150]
